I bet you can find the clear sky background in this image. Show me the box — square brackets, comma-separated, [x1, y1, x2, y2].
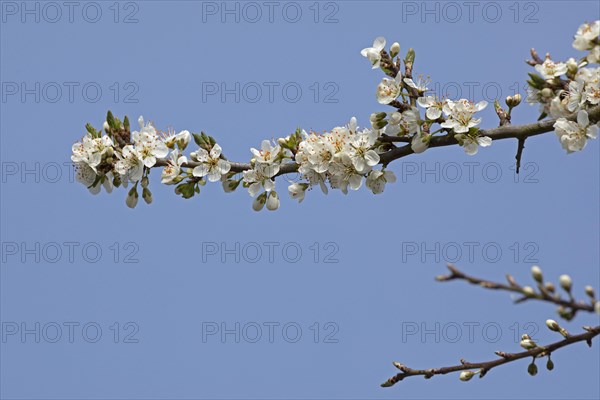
[1, 1, 599, 399]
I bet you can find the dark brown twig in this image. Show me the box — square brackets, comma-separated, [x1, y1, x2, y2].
[381, 325, 600, 387]
[515, 137, 526, 174]
[436, 264, 596, 315]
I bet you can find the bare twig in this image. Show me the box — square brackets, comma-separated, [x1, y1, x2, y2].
[381, 325, 600, 387]
[526, 48, 545, 66]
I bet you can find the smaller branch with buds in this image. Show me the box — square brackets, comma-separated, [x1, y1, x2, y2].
[436, 264, 598, 319]
[381, 325, 600, 387]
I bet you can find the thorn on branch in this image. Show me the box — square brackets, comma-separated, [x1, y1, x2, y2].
[515, 137, 527, 174]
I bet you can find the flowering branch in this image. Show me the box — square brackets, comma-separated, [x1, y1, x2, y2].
[381, 325, 600, 387]
[70, 21, 599, 210]
[153, 105, 600, 173]
[436, 264, 599, 320]
[378, 105, 600, 166]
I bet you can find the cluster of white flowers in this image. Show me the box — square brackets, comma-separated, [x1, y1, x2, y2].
[71, 21, 598, 210]
[71, 115, 195, 206]
[115, 117, 169, 183]
[71, 133, 115, 194]
[368, 41, 492, 156]
[242, 140, 286, 211]
[292, 117, 394, 198]
[522, 20, 600, 153]
[573, 20, 600, 64]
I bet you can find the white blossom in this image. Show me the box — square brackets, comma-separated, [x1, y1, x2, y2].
[243, 163, 277, 197]
[191, 144, 231, 182]
[461, 135, 492, 156]
[441, 99, 487, 134]
[417, 95, 443, 120]
[404, 75, 430, 93]
[328, 153, 364, 194]
[376, 74, 402, 104]
[587, 45, 600, 64]
[288, 183, 308, 203]
[411, 129, 431, 154]
[348, 128, 380, 172]
[162, 129, 191, 150]
[535, 58, 567, 80]
[360, 37, 386, 69]
[131, 116, 168, 168]
[567, 79, 586, 112]
[115, 145, 144, 183]
[365, 169, 396, 194]
[161, 149, 187, 184]
[573, 21, 599, 51]
[71, 134, 114, 172]
[553, 110, 599, 153]
[251, 140, 282, 165]
[75, 162, 100, 194]
[384, 108, 420, 136]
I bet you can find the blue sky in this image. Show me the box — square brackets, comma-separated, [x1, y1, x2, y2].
[1, 1, 599, 399]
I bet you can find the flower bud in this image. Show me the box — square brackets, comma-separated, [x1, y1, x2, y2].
[373, 119, 388, 130]
[556, 306, 574, 320]
[520, 334, 537, 350]
[585, 285, 595, 299]
[541, 88, 554, 98]
[506, 93, 522, 108]
[404, 48, 415, 64]
[252, 192, 267, 212]
[141, 176, 149, 188]
[566, 57, 578, 76]
[126, 187, 139, 209]
[545, 282, 556, 293]
[527, 362, 538, 376]
[531, 265, 543, 283]
[105, 146, 114, 158]
[393, 362, 404, 370]
[546, 319, 559, 332]
[142, 187, 153, 204]
[523, 286, 536, 297]
[223, 179, 240, 193]
[371, 112, 387, 122]
[546, 358, 554, 371]
[559, 274, 572, 292]
[513, 93, 522, 105]
[388, 112, 402, 124]
[288, 183, 308, 203]
[595, 301, 600, 315]
[504, 96, 513, 108]
[176, 130, 191, 150]
[390, 42, 400, 58]
[459, 370, 475, 381]
[266, 190, 280, 211]
[103, 121, 110, 132]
